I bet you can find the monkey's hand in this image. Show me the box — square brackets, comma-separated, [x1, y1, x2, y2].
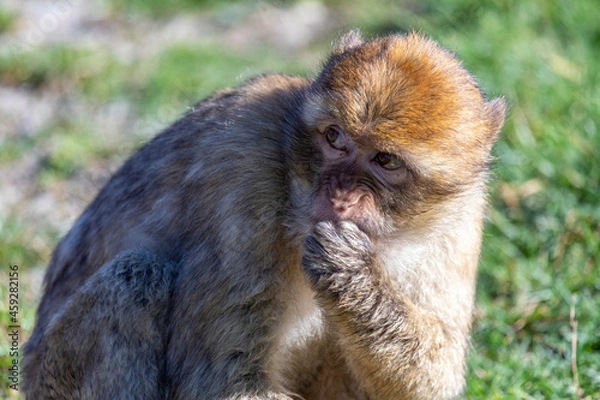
[303, 222, 468, 399]
[302, 221, 376, 299]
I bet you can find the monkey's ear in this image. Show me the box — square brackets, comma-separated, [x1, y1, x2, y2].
[484, 97, 508, 143]
[332, 30, 363, 56]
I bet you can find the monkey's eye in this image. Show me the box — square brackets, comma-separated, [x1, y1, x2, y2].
[374, 152, 403, 170]
[324, 125, 348, 151]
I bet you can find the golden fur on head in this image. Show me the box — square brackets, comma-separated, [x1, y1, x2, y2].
[310, 31, 507, 182]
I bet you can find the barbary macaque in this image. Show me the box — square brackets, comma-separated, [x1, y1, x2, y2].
[23, 31, 506, 399]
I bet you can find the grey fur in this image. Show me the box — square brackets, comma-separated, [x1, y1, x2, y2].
[24, 250, 177, 399]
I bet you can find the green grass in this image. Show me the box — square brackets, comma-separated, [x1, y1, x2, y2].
[1, 0, 598, 398]
[429, 1, 600, 397]
[0, 6, 16, 34]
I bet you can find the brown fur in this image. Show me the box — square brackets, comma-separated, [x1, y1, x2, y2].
[23, 32, 506, 399]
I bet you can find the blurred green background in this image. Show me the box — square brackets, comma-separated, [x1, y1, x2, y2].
[0, 0, 598, 398]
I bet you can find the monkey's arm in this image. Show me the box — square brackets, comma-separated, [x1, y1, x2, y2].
[23, 250, 177, 400]
[302, 221, 469, 400]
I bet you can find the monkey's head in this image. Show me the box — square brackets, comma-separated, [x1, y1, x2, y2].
[300, 31, 507, 236]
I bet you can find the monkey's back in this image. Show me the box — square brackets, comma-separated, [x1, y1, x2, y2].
[26, 74, 310, 366]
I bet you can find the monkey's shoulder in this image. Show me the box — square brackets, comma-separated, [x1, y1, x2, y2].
[43, 73, 310, 286]
[182, 73, 309, 119]
[137, 73, 309, 151]
[240, 73, 310, 97]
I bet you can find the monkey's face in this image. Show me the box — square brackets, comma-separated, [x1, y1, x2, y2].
[300, 33, 506, 237]
[306, 117, 408, 236]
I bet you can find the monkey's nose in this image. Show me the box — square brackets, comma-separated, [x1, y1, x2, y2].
[330, 190, 363, 212]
